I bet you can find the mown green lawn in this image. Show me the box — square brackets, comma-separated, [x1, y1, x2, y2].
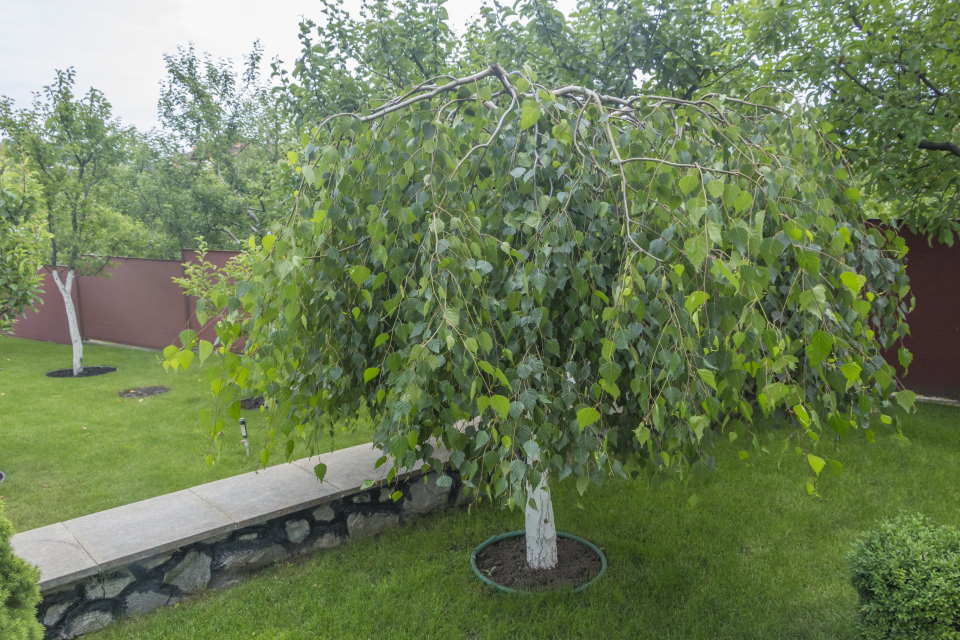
[88, 402, 959, 640]
[0, 336, 372, 530]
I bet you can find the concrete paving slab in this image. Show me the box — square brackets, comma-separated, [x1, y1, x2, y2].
[293, 443, 394, 491]
[190, 462, 342, 528]
[11, 522, 98, 591]
[293, 440, 451, 491]
[63, 489, 235, 571]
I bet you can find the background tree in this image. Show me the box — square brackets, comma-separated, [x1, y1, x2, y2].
[462, 0, 753, 99]
[0, 147, 48, 333]
[0, 69, 130, 375]
[169, 65, 912, 569]
[274, 0, 457, 131]
[740, 0, 960, 243]
[155, 43, 287, 248]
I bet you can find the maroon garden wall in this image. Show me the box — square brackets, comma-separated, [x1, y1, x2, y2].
[9, 251, 240, 351]
[896, 231, 960, 399]
[9, 267, 78, 345]
[77, 257, 190, 350]
[181, 249, 241, 344]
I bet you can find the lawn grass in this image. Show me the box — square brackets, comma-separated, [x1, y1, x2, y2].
[0, 336, 373, 530]
[87, 402, 960, 640]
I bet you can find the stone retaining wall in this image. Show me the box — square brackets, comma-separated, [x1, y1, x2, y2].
[34, 471, 464, 639]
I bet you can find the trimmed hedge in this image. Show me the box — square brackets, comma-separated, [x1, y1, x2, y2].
[849, 513, 960, 640]
[0, 501, 42, 640]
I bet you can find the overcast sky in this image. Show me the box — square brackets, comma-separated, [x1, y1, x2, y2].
[1, 0, 576, 132]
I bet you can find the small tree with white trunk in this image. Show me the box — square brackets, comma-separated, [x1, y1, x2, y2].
[169, 65, 913, 570]
[1, 69, 128, 374]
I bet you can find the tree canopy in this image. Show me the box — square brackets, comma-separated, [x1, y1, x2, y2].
[742, 0, 960, 243]
[168, 65, 912, 510]
[0, 150, 47, 333]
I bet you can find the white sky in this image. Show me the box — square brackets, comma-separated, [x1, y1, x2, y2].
[1, 0, 576, 132]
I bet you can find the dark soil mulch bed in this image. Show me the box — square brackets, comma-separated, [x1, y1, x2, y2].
[240, 396, 265, 410]
[46, 366, 117, 378]
[118, 386, 169, 399]
[474, 534, 603, 591]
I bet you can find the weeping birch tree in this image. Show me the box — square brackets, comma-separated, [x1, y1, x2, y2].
[169, 65, 913, 569]
[0, 70, 128, 375]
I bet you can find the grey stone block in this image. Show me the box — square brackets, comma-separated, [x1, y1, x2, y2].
[238, 533, 259, 542]
[83, 571, 134, 600]
[310, 532, 342, 551]
[62, 609, 115, 638]
[216, 544, 287, 572]
[136, 553, 172, 572]
[124, 590, 174, 617]
[311, 504, 336, 522]
[42, 600, 76, 628]
[346, 511, 399, 539]
[403, 474, 450, 515]
[285, 519, 310, 544]
[164, 551, 212, 594]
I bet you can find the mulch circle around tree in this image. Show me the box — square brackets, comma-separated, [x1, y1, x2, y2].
[46, 366, 117, 378]
[473, 533, 604, 592]
[118, 386, 169, 399]
[240, 396, 264, 410]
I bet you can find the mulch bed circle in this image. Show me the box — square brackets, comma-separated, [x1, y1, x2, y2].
[46, 366, 117, 378]
[472, 532, 605, 592]
[240, 396, 265, 410]
[118, 386, 170, 399]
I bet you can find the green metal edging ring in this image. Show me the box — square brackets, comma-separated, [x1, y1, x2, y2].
[470, 530, 608, 594]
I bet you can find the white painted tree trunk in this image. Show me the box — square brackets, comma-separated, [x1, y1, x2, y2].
[51, 269, 83, 375]
[524, 468, 558, 570]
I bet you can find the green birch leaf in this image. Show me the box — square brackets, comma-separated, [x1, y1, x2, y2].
[679, 173, 699, 196]
[197, 340, 213, 363]
[697, 368, 718, 391]
[490, 394, 510, 419]
[349, 265, 371, 286]
[840, 271, 866, 295]
[893, 390, 917, 412]
[684, 290, 710, 315]
[577, 407, 601, 429]
[520, 99, 541, 131]
[840, 362, 862, 389]
[683, 235, 709, 268]
[807, 454, 826, 477]
[806, 331, 834, 367]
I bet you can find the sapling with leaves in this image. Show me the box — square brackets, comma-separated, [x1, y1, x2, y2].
[0, 69, 129, 375]
[167, 64, 913, 570]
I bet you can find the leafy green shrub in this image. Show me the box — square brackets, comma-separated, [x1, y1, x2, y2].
[849, 513, 960, 640]
[0, 502, 42, 640]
